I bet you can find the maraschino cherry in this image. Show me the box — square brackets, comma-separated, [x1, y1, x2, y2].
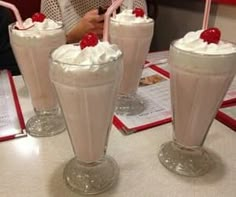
[200, 27, 221, 44]
[32, 12, 46, 22]
[132, 8, 144, 17]
[80, 32, 99, 50]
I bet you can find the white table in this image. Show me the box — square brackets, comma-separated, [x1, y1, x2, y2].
[0, 76, 235, 197]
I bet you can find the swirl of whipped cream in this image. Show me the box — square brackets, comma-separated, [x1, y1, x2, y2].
[174, 30, 236, 54]
[111, 9, 153, 24]
[12, 18, 63, 38]
[52, 41, 122, 65]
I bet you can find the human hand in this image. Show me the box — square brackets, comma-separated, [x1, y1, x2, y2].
[67, 9, 104, 43]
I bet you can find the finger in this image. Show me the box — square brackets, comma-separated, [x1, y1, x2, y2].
[91, 28, 104, 36]
[85, 11, 104, 23]
[94, 22, 104, 30]
[97, 14, 104, 23]
[96, 29, 104, 35]
[91, 14, 104, 23]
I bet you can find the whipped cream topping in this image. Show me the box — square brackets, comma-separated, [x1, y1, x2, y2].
[175, 30, 236, 54]
[12, 18, 63, 37]
[52, 41, 122, 65]
[111, 9, 153, 24]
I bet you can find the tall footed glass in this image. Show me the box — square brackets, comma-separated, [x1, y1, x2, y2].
[109, 17, 154, 115]
[50, 50, 123, 195]
[9, 23, 66, 137]
[158, 42, 236, 177]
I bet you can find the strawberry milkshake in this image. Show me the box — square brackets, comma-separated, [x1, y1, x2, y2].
[9, 13, 66, 137]
[50, 33, 123, 195]
[159, 28, 236, 177]
[109, 8, 154, 115]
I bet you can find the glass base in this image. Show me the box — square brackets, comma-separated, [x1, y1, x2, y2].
[26, 108, 65, 137]
[115, 94, 145, 116]
[158, 141, 213, 177]
[63, 155, 119, 195]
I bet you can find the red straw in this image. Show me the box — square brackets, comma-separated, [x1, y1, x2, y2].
[202, 0, 212, 30]
[103, 0, 124, 42]
[0, 0, 24, 29]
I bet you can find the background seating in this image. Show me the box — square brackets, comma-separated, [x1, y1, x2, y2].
[5, 0, 41, 19]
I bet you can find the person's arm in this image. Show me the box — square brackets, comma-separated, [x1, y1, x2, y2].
[41, 0, 104, 43]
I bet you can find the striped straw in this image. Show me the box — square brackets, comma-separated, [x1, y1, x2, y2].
[103, 0, 124, 42]
[202, 0, 212, 29]
[0, 0, 24, 29]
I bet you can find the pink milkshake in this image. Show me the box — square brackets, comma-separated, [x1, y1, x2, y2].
[109, 8, 154, 115]
[159, 28, 236, 177]
[50, 33, 123, 194]
[9, 14, 66, 137]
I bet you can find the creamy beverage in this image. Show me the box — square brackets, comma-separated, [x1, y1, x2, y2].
[109, 9, 154, 95]
[50, 33, 122, 194]
[50, 39, 123, 162]
[109, 9, 154, 115]
[9, 14, 66, 137]
[9, 17, 65, 110]
[158, 28, 236, 177]
[170, 30, 236, 147]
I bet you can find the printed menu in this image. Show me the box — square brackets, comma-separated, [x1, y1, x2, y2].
[113, 51, 236, 134]
[0, 70, 26, 142]
[113, 65, 172, 134]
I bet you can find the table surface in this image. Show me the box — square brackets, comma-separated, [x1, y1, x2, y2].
[0, 76, 235, 197]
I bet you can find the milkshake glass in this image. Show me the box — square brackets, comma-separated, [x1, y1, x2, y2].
[9, 18, 66, 137]
[158, 30, 236, 176]
[50, 40, 123, 195]
[109, 9, 154, 115]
